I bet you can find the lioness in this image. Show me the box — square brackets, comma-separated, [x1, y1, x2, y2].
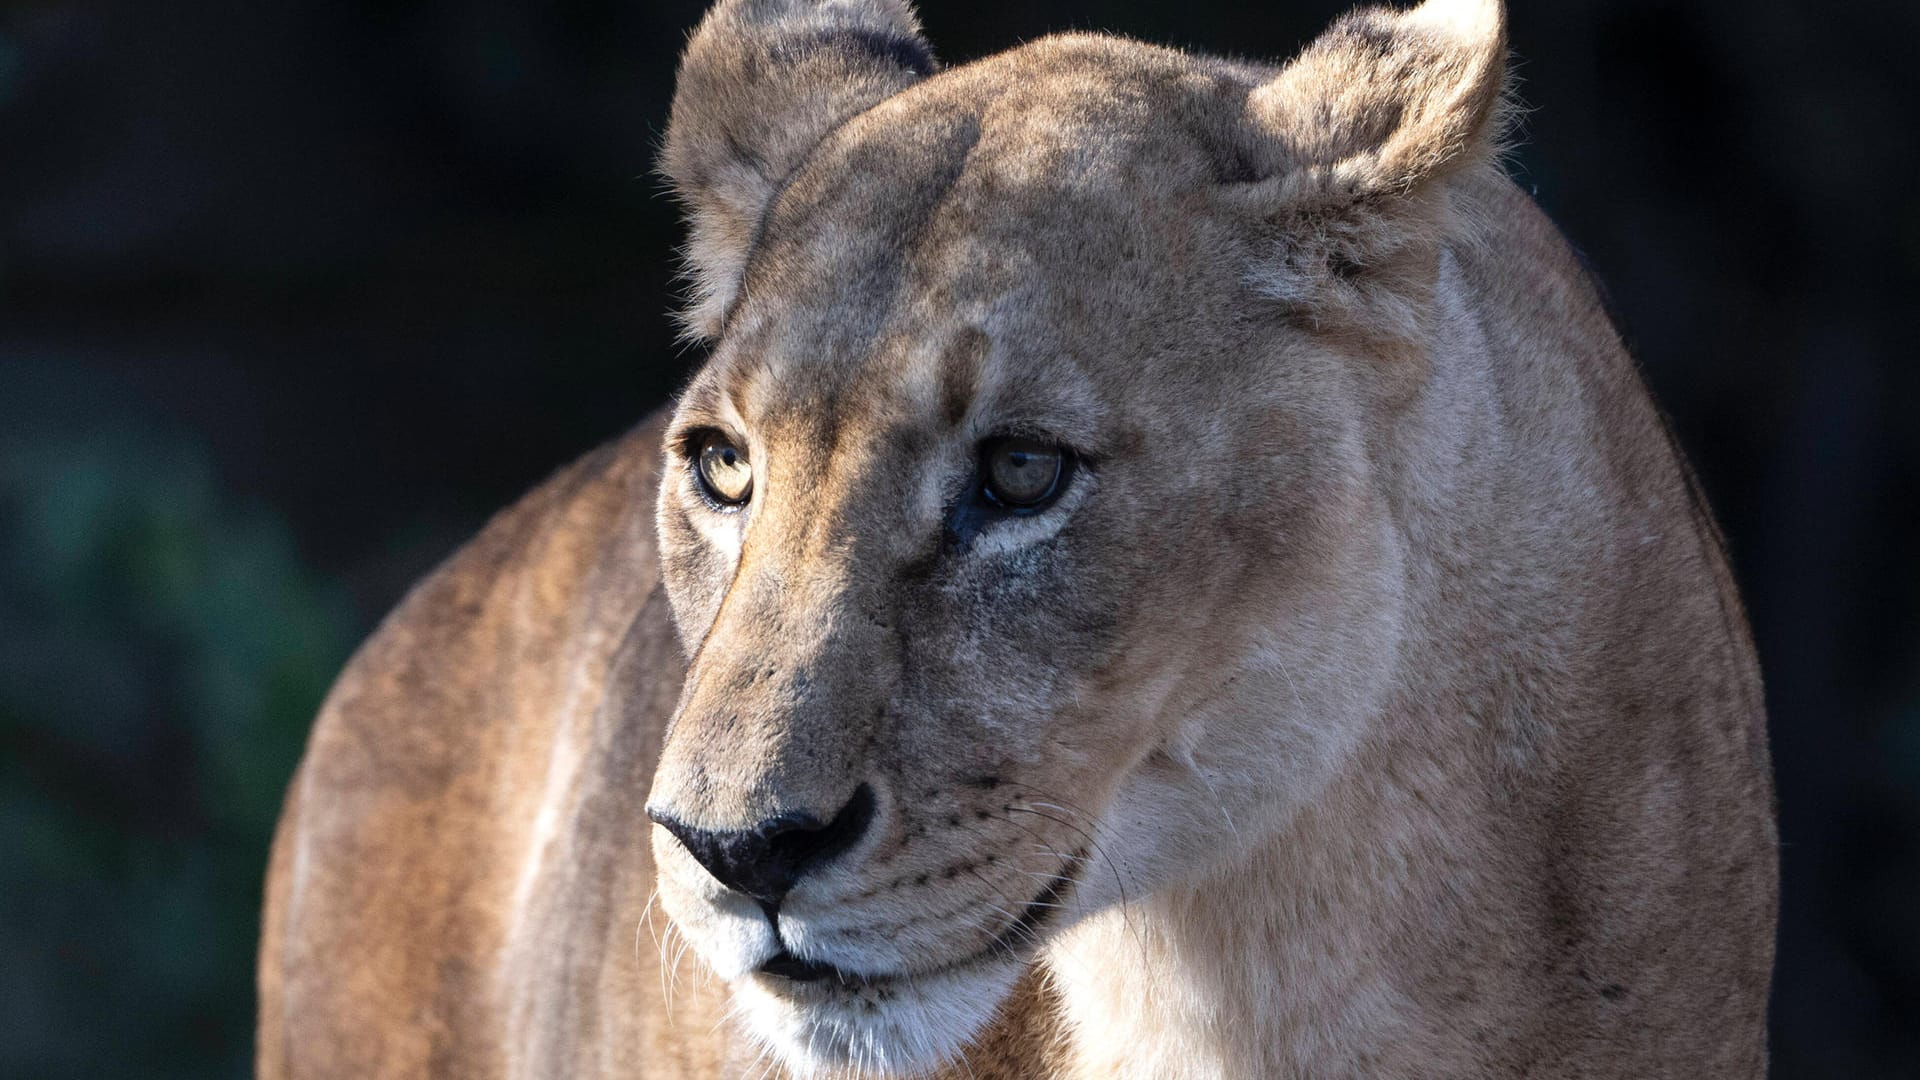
[257, 0, 1778, 1075]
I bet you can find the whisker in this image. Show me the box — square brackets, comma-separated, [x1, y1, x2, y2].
[1003, 802, 1149, 964]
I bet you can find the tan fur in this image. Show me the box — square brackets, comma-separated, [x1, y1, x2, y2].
[259, 0, 1776, 1076]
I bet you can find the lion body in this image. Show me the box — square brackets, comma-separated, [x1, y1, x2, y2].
[259, 2, 1776, 1077]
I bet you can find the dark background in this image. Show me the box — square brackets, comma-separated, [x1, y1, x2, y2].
[1, 0, 1914, 1075]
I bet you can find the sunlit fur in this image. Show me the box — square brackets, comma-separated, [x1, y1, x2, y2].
[259, 1, 1776, 1077]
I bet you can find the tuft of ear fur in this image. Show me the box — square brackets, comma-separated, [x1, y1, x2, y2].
[1233, 0, 1508, 364]
[661, 0, 936, 340]
[1250, 0, 1507, 201]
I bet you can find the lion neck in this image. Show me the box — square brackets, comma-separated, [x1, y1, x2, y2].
[1040, 717, 1534, 1079]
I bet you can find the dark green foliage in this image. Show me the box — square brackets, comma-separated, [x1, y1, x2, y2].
[1, 380, 355, 1077]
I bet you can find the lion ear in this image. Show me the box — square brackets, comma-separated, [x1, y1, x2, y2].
[661, 0, 936, 339]
[1246, 0, 1506, 200]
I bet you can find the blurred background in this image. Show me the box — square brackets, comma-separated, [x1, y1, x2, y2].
[0, 0, 1913, 1075]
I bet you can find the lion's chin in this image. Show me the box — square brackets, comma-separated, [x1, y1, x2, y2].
[731, 951, 1024, 1078]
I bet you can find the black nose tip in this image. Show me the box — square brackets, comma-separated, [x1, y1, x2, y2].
[648, 784, 875, 908]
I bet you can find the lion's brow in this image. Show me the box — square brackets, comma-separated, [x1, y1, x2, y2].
[938, 327, 989, 429]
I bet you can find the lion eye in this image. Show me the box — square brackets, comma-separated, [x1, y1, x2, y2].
[980, 437, 1067, 511]
[694, 432, 753, 507]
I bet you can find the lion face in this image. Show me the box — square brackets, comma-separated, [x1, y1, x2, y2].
[645, 1, 1504, 1074]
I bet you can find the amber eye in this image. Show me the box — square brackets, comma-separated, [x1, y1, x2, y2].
[694, 432, 753, 507]
[980, 436, 1066, 510]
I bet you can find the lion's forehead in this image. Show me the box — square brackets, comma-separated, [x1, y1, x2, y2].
[721, 61, 1242, 402]
[747, 37, 1242, 292]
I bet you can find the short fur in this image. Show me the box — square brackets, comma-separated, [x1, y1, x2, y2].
[258, 1, 1777, 1076]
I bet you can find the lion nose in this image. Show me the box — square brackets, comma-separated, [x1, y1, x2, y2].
[648, 784, 876, 909]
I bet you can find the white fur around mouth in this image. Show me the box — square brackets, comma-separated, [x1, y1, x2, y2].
[734, 942, 1025, 1078]
[730, 851, 1084, 1077]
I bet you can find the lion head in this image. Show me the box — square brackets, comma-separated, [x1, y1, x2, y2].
[642, 0, 1507, 1073]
